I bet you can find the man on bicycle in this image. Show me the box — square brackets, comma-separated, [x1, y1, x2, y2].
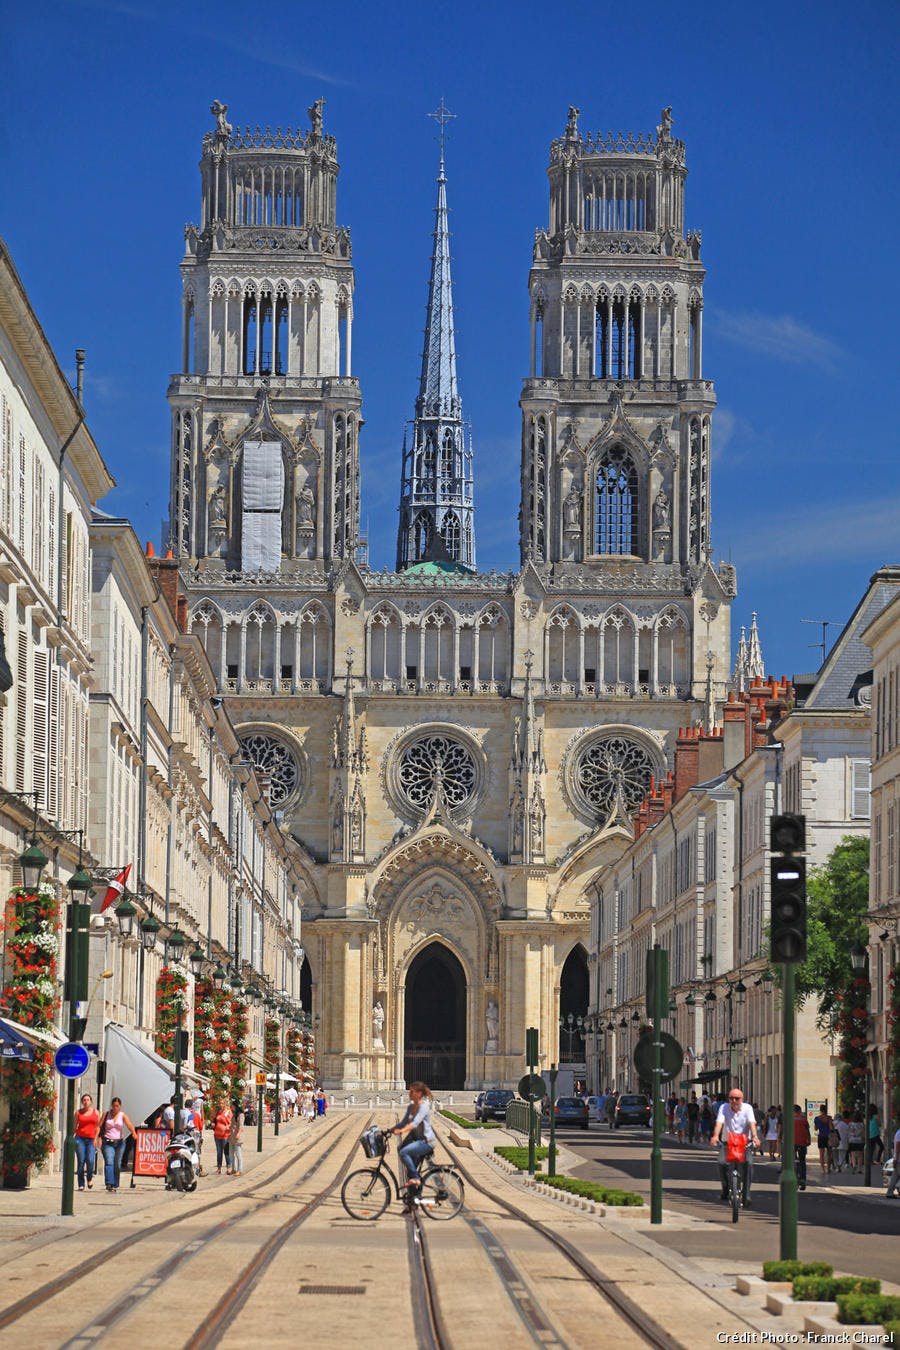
[710, 1086, 760, 1206]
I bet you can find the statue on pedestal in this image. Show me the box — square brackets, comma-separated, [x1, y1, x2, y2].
[485, 1000, 499, 1053]
[372, 999, 385, 1050]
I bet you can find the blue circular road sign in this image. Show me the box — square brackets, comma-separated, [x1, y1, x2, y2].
[54, 1042, 90, 1078]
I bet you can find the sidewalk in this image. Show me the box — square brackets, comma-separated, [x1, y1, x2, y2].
[0, 1114, 316, 1251]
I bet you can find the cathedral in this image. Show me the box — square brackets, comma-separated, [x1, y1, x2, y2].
[170, 98, 735, 1090]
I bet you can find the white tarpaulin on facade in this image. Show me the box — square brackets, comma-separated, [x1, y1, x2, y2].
[104, 1024, 209, 1125]
[242, 439, 283, 571]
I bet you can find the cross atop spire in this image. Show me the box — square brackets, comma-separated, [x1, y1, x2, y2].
[428, 97, 456, 170]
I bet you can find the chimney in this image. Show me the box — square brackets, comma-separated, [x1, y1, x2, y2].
[723, 691, 747, 769]
[75, 349, 85, 408]
[647, 778, 665, 827]
[697, 726, 725, 785]
[674, 726, 701, 802]
[147, 552, 185, 630]
[661, 771, 674, 813]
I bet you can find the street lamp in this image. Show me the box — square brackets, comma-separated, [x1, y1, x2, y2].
[115, 895, 136, 938]
[189, 947, 205, 980]
[212, 963, 227, 989]
[164, 929, 187, 1137]
[19, 840, 49, 894]
[60, 848, 93, 1218]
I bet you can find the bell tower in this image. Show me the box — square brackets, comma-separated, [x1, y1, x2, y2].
[168, 98, 361, 573]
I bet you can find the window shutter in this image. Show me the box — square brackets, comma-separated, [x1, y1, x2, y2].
[32, 649, 48, 811]
[851, 759, 870, 820]
[47, 664, 59, 820]
[15, 629, 28, 792]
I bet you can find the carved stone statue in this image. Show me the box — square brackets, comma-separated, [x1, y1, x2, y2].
[372, 999, 385, 1049]
[350, 801, 363, 852]
[659, 106, 673, 137]
[297, 484, 315, 529]
[653, 489, 670, 531]
[308, 97, 325, 138]
[208, 484, 227, 530]
[331, 806, 343, 854]
[210, 100, 232, 139]
[485, 1000, 499, 1052]
[530, 802, 544, 856]
[563, 485, 582, 532]
[565, 106, 580, 141]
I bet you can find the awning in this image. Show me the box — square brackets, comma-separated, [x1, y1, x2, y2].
[266, 1072, 298, 1086]
[0, 1015, 67, 1056]
[0, 1018, 34, 1060]
[679, 1068, 730, 1088]
[104, 1024, 210, 1125]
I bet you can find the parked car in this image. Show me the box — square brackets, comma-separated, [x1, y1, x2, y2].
[542, 1096, 590, 1129]
[476, 1089, 515, 1122]
[614, 1093, 651, 1127]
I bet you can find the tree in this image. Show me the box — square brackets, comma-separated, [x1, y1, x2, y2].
[793, 835, 870, 1034]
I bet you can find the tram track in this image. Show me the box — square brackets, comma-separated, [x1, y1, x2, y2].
[438, 1131, 679, 1350]
[0, 1114, 353, 1337]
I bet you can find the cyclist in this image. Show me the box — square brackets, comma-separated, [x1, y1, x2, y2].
[391, 1081, 437, 1194]
[710, 1086, 760, 1207]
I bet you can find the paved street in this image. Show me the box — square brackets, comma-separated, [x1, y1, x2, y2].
[557, 1121, 899, 1283]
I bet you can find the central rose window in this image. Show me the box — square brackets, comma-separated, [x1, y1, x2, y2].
[240, 732, 304, 809]
[392, 730, 481, 818]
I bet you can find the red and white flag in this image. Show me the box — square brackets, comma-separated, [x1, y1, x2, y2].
[100, 864, 132, 912]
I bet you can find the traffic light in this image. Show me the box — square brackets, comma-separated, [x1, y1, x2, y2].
[770, 857, 807, 963]
[770, 813, 805, 855]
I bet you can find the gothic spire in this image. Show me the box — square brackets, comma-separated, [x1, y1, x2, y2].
[396, 104, 475, 572]
[746, 612, 765, 681]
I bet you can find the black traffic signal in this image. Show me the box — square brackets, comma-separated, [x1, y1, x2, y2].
[770, 813, 805, 855]
[177, 1029, 190, 1061]
[770, 857, 807, 963]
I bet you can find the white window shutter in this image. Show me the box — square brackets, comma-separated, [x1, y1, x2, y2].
[851, 759, 871, 819]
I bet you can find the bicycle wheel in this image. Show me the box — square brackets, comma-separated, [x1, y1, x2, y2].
[730, 1166, 740, 1224]
[419, 1166, 465, 1220]
[341, 1168, 391, 1220]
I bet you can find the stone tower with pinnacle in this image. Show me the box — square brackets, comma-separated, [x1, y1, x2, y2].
[168, 98, 361, 573]
[518, 105, 734, 704]
[396, 102, 475, 571]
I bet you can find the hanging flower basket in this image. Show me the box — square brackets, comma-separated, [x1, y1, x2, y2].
[0, 885, 60, 1184]
[155, 967, 189, 1060]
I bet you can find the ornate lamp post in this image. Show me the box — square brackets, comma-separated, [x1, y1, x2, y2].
[850, 941, 873, 1187]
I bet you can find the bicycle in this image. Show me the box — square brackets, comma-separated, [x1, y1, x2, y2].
[723, 1143, 753, 1224]
[341, 1127, 465, 1221]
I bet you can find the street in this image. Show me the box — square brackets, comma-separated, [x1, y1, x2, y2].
[558, 1121, 899, 1283]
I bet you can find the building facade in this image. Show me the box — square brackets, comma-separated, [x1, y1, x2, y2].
[174, 102, 734, 1090]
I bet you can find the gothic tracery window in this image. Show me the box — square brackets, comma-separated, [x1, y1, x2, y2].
[396, 732, 478, 815]
[440, 511, 461, 557]
[595, 446, 638, 555]
[571, 732, 656, 824]
[240, 732, 303, 809]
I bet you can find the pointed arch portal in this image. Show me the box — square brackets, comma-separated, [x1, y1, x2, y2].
[404, 943, 467, 1089]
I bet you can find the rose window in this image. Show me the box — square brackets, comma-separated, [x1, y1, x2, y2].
[240, 733, 302, 808]
[396, 733, 478, 814]
[572, 734, 655, 823]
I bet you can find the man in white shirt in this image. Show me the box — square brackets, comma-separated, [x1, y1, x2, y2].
[710, 1087, 761, 1205]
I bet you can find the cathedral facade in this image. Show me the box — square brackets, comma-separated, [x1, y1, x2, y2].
[170, 99, 735, 1089]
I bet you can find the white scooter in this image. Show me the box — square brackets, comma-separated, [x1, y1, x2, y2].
[165, 1130, 200, 1192]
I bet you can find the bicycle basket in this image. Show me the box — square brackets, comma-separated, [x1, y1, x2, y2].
[360, 1126, 385, 1159]
[726, 1132, 748, 1163]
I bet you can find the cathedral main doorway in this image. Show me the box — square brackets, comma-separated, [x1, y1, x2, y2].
[403, 943, 466, 1089]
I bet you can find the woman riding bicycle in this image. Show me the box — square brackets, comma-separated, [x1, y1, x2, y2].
[391, 1081, 436, 1192]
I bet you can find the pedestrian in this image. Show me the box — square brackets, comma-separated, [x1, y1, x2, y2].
[228, 1098, 245, 1176]
[213, 1100, 231, 1174]
[605, 1091, 617, 1128]
[75, 1092, 99, 1191]
[847, 1113, 865, 1172]
[316, 1087, 327, 1117]
[595, 1089, 607, 1124]
[764, 1105, 779, 1160]
[814, 1104, 833, 1175]
[665, 1093, 677, 1133]
[833, 1111, 850, 1172]
[885, 1122, 900, 1199]
[793, 1103, 811, 1190]
[674, 1096, 687, 1142]
[96, 1096, 136, 1193]
[700, 1098, 714, 1144]
[867, 1104, 885, 1167]
[686, 1091, 700, 1145]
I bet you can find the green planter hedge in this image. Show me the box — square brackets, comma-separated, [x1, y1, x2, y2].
[837, 1293, 900, 1325]
[494, 1145, 548, 1169]
[793, 1277, 880, 1301]
[440, 1109, 500, 1130]
[763, 1260, 833, 1282]
[544, 1174, 644, 1207]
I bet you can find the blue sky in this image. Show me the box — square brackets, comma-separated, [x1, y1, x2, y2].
[3, 0, 898, 678]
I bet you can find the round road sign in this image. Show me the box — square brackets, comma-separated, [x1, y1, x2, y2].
[517, 1073, 545, 1101]
[54, 1042, 90, 1079]
[633, 1031, 683, 1083]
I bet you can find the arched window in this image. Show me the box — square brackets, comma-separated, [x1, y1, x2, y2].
[440, 511, 461, 558]
[246, 603, 276, 684]
[596, 446, 638, 555]
[547, 607, 578, 684]
[440, 429, 454, 489]
[370, 604, 401, 683]
[412, 512, 431, 560]
[298, 603, 329, 684]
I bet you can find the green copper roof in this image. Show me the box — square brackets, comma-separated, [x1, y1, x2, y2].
[403, 558, 474, 577]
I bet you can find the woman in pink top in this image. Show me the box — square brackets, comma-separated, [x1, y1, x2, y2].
[96, 1096, 136, 1193]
